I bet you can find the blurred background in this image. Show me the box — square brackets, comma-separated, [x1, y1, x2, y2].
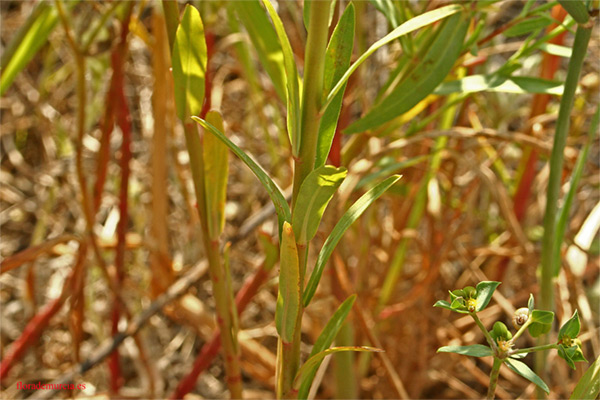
[0, 0, 598, 398]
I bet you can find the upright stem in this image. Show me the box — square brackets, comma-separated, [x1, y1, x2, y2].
[280, 1, 331, 398]
[537, 19, 591, 390]
[487, 357, 503, 400]
[292, 0, 332, 204]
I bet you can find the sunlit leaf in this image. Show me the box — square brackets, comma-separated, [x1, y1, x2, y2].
[316, 4, 355, 167]
[192, 117, 291, 235]
[293, 346, 383, 392]
[475, 281, 501, 312]
[303, 175, 401, 306]
[570, 356, 600, 400]
[276, 222, 301, 344]
[297, 295, 356, 399]
[437, 345, 493, 357]
[292, 165, 347, 245]
[203, 111, 229, 239]
[172, 5, 207, 119]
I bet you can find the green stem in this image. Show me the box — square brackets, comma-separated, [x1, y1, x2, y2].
[537, 14, 591, 396]
[510, 318, 533, 344]
[292, 0, 332, 204]
[280, 1, 331, 398]
[471, 312, 498, 354]
[487, 357, 503, 400]
[184, 122, 243, 399]
[509, 343, 558, 357]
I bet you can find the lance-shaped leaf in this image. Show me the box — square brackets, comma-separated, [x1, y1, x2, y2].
[506, 358, 550, 394]
[345, 12, 468, 134]
[261, 0, 302, 156]
[437, 345, 493, 358]
[276, 222, 301, 344]
[303, 175, 401, 306]
[570, 356, 600, 400]
[193, 117, 291, 235]
[232, 0, 286, 100]
[293, 346, 383, 392]
[297, 295, 356, 399]
[433, 75, 565, 96]
[315, 4, 355, 167]
[292, 165, 347, 245]
[203, 111, 229, 239]
[1, 2, 60, 96]
[475, 281, 501, 312]
[172, 5, 207, 119]
[323, 4, 463, 112]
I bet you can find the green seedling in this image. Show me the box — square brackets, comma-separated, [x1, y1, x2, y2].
[435, 282, 587, 399]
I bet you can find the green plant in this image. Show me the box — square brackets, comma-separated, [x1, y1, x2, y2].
[435, 281, 587, 399]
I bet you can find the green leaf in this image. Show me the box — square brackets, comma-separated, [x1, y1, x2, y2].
[528, 293, 535, 313]
[293, 346, 383, 392]
[570, 356, 600, 400]
[315, 3, 355, 167]
[475, 281, 501, 312]
[344, 12, 468, 134]
[433, 300, 453, 311]
[528, 310, 554, 337]
[297, 294, 357, 399]
[261, 0, 302, 156]
[203, 111, 229, 239]
[276, 222, 301, 344]
[172, 5, 207, 119]
[292, 165, 347, 245]
[559, 310, 581, 340]
[192, 117, 291, 235]
[558, 344, 577, 370]
[232, 0, 286, 100]
[505, 358, 550, 394]
[323, 4, 463, 112]
[531, 310, 555, 325]
[437, 345, 493, 357]
[433, 75, 564, 96]
[161, 0, 179, 51]
[302, 175, 401, 306]
[504, 16, 553, 37]
[1, 2, 60, 96]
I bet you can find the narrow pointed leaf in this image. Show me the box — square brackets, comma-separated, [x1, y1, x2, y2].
[345, 12, 468, 134]
[297, 294, 357, 399]
[293, 346, 383, 391]
[203, 111, 229, 239]
[506, 358, 550, 394]
[433, 300, 453, 311]
[1, 2, 60, 96]
[276, 222, 301, 344]
[261, 0, 302, 156]
[437, 345, 493, 357]
[504, 16, 553, 37]
[193, 117, 291, 234]
[528, 293, 535, 313]
[172, 5, 207, 119]
[570, 356, 600, 400]
[303, 175, 401, 306]
[232, 0, 286, 100]
[433, 75, 565, 96]
[316, 4, 355, 167]
[475, 281, 500, 312]
[324, 4, 463, 110]
[292, 165, 347, 245]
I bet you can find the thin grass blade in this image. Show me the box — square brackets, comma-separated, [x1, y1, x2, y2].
[303, 175, 401, 306]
